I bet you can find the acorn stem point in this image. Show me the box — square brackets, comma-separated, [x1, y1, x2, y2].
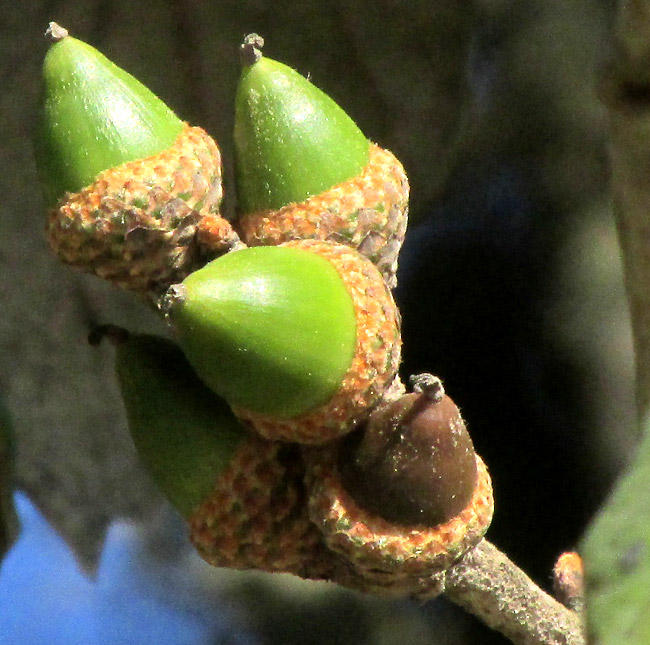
[410, 373, 445, 401]
[88, 324, 130, 347]
[45, 22, 69, 42]
[159, 284, 188, 317]
[240, 33, 264, 67]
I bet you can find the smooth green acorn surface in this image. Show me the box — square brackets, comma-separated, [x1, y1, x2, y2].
[35, 26, 184, 206]
[114, 332, 245, 517]
[234, 41, 370, 213]
[164, 246, 357, 419]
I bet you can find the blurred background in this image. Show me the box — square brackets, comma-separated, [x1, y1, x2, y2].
[0, 0, 635, 642]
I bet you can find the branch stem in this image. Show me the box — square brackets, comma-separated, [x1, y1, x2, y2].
[444, 540, 585, 645]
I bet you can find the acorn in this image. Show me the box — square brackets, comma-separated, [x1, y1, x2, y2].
[234, 34, 409, 288]
[306, 376, 493, 595]
[35, 23, 239, 297]
[160, 239, 402, 444]
[93, 327, 329, 577]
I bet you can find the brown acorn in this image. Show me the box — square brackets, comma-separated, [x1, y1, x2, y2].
[234, 35, 409, 288]
[35, 24, 239, 297]
[306, 376, 493, 595]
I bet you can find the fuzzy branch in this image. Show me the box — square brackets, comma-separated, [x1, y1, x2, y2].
[605, 0, 650, 425]
[444, 540, 585, 645]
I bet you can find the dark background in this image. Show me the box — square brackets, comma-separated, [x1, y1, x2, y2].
[0, 0, 635, 642]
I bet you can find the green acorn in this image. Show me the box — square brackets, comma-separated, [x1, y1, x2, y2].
[306, 376, 493, 596]
[161, 239, 402, 444]
[35, 23, 238, 297]
[95, 327, 329, 576]
[234, 35, 409, 287]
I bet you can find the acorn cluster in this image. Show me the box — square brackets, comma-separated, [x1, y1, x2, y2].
[35, 25, 493, 595]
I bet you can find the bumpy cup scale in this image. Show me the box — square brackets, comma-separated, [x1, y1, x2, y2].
[99, 328, 328, 577]
[161, 240, 402, 444]
[35, 23, 238, 297]
[234, 35, 409, 287]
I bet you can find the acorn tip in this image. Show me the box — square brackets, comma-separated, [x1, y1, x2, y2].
[240, 33, 264, 67]
[45, 22, 69, 43]
[410, 373, 445, 401]
[159, 284, 188, 317]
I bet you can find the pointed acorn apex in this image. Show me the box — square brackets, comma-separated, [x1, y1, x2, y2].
[306, 378, 493, 593]
[234, 36, 409, 287]
[101, 329, 328, 576]
[162, 240, 401, 444]
[234, 35, 369, 213]
[36, 25, 236, 296]
[36, 24, 184, 204]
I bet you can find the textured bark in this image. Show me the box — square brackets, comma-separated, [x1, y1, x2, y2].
[445, 540, 586, 645]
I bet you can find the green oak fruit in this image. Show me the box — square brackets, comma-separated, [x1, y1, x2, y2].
[234, 34, 409, 288]
[111, 330, 244, 516]
[100, 328, 328, 575]
[35, 23, 232, 296]
[234, 34, 369, 213]
[161, 239, 402, 444]
[36, 23, 184, 206]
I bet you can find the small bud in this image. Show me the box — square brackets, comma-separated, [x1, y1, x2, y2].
[553, 551, 585, 614]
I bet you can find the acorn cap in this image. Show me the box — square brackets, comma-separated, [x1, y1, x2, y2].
[188, 437, 332, 577]
[162, 240, 401, 444]
[36, 24, 234, 296]
[306, 386, 493, 586]
[308, 448, 492, 584]
[234, 34, 370, 213]
[238, 145, 409, 288]
[104, 328, 329, 576]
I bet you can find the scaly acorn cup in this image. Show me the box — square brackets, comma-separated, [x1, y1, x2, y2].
[161, 239, 402, 444]
[35, 23, 238, 297]
[234, 35, 409, 288]
[94, 327, 329, 577]
[306, 376, 493, 597]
